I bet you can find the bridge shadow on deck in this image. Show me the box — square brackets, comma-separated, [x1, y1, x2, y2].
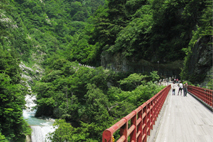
[152, 88, 213, 142]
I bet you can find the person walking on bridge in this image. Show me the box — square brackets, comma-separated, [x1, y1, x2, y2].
[177, 81, 183, 96]
[172, 81, 177, 95]
[183, 82, 188, 97]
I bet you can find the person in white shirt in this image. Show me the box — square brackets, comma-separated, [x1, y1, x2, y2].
[177, 81, 183, 96]
[172, 81, 177, 95]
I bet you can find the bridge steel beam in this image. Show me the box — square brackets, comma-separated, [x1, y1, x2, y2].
[102, 85, 171, 142]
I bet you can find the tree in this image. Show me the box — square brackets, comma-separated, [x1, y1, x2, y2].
[118, 73, 148, 90]
[48, 119, 74, 142]
[0, 49, 31, 141]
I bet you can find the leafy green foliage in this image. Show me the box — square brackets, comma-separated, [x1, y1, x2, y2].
[0, 0, 105, 64]
[67, 0, 210, 66]
[180, 0, 212, 82]
[48, 119, 74, 142]
[118, 73, 148, 90]
[0, 132, 8, 142]
[0, 1, 31, 141]
[33, 57, 165, 141]
[150, 71, 160, 82]
[0, 49, 31, 141]
[1, 0, 211, 141]
[206, 75, 213, 90]
[3, 0, 210, 71]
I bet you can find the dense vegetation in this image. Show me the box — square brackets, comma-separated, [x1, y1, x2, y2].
[68, 0, 211, 66]
[3, 0, 211, 66]
[0, 0, 104, 63]
[33, 57, 163, 141]
[180, 0, 212, 83]
[0, 0, 212, 141]
[0, 1, 31, 141]
[2, 0, 211, 67]
[0, 49, 31, 141]
[0, 47, 30, 142]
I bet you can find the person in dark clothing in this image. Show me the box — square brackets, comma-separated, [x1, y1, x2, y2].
[183, 82, 188, 97]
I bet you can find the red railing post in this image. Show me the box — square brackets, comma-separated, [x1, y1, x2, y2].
[120, 120, 128, 142]
[137, 109, 143, 142]
[150, 101, 153, 130]
[102, 129, 113, 142]
[147, 101, 151, 136]
[143, 104, 147, 142]
[130, 113, 137, 141]
[207, 90, 210, 105]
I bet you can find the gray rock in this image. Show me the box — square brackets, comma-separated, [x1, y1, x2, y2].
[19, 62, 33, 72]
[186, 35, 213, 83]
[101, 51, 182, 78]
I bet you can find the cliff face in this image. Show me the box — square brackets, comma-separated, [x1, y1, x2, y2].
[186, 35, 213, 84]
[101, 51, 183, 78]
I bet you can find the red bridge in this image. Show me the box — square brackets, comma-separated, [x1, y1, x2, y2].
[102, 85, 213, 142]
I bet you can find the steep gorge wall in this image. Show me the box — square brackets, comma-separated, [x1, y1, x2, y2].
[185, 35, 213, 84]
[101, 51, 183, 78]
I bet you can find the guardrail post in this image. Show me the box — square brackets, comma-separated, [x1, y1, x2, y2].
[143, 105, 147, 142]
[150, 100, 154, 130]
[147, 102, 151, 136]
[131, 114, 137, 141]
[153, 98, 157, 124]
[211, 90, 212, 107]
[206, 89, 211, 106]
[102, 130, 113, 142]
[120, 119, 128, 142]
[138, 109, 142, 142]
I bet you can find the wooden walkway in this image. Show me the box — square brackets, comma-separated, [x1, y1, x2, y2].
[154, 86, 213, 142]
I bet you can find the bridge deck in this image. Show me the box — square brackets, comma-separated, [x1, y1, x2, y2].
[154, 86, 213, 142]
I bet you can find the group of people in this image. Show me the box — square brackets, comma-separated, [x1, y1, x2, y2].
[172, 81, 188, 96]
[173, 78, 179, 83]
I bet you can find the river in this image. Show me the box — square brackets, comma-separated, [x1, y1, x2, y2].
[23, 95, 55, 142]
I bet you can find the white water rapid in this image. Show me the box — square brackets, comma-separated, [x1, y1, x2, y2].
[23, 94, 55, 142]
[20, 63, 56, 141]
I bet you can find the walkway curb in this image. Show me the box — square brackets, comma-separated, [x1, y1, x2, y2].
[188, 92, 213, 112]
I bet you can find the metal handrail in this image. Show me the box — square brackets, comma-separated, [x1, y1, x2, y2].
[188, 85, 213, 108]
[102, 85, 171, 142]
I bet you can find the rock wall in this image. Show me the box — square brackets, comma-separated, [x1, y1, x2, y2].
[186, 35, 213, 84]
[26, 135, 32, 142]
[101, 51, 183, 78]
[200, 66, 213, 87]
[19, 62, 44, 84]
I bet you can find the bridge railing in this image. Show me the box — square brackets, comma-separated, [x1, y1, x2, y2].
[188, 85, 213, 108]
[102, 85, 171, 142]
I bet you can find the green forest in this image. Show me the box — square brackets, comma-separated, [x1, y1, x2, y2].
[0, 0, 212, 141]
